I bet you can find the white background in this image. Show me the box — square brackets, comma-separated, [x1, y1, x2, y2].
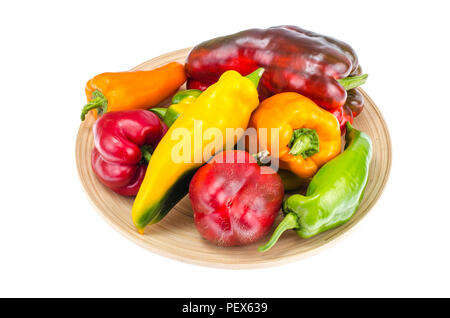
[1, 0, 449, 297]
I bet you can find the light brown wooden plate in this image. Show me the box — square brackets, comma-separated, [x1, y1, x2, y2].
[76, 48, 392, 269]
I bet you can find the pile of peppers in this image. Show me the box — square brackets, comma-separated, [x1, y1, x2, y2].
[186, 25, 368, 133]
[82, 25, 373, 252]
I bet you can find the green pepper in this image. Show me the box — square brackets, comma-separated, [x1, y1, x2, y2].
[150, 89, 202, 126]
[259, 122, 372, 252]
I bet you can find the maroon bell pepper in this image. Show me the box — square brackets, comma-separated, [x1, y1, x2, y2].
[186, 25, 367, 114]
[345, 88, 364, 117]
[189, 150, 284, 247]
[91, 110, 167, 196]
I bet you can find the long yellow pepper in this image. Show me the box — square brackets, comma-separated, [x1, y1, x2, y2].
[132, 69, 263, 233]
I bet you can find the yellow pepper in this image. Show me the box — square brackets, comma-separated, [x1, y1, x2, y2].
[132, 68, 263, 233]
[250, 92, 341, 179]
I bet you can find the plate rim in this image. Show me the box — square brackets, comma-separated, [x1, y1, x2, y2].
[76, 49, 392, 269]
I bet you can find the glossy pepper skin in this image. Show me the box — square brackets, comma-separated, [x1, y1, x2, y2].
[186, 26, 365, 112]
[331, 88, 363, 134]
[189, 150, 284, 246]
[259, 123, 372, 252]
[332, 104, 354, 134]
[250, 92, 341, 179]
[81, 62, 186, 121]
[91, 110, 167, 196]
[131, 69, 263, 233]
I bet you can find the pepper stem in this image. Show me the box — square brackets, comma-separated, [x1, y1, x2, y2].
[149, 107, 168, 119]
[258, 213, 299, 252]
[245, 68, 265, 88]
[337, 74, 368, 90]
[140, 145, 153, 163]
[252, 150, 270, 166]
[172, 89, 202, 104]
[288, 128, 320, 158]
[80, 90, 108, 121]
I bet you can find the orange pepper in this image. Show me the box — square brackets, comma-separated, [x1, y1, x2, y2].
[81, 62, 186, 120]
[250, 92, 341, 179]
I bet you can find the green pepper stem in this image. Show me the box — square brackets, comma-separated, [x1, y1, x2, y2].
[80, 90, 108, 121]
[258, 213, 299, 252]
[140, 145, 153, 163]
[288, 128, 320, 158]
[172, 89, 202, 104]
[337, 74, 368, 90]
[345, 122, 354, 133]
[245, 68, 265, 88]
[252, 150, 270, 166]
[149, 107, 168, 119]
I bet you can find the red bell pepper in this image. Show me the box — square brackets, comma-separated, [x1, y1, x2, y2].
[91, 110, 167, 196]
[189, 150, 284, 246]
[186, 25, 367, 115]
[332, 105, 354, 135]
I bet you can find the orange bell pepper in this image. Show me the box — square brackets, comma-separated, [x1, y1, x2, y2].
[249, 92, 341, 179]
[81, 62, 186, 121]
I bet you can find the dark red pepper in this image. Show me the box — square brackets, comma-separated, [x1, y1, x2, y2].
[91, 110, 167, 196]
[186, 25, 366, 113]
[189, 150, 284, 246]
[345, 88, 364, 117]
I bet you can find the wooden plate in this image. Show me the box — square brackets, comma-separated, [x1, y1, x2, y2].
[76, 48, 392, 269]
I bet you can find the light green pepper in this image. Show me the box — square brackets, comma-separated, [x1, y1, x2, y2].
[259, 123, 372, 252]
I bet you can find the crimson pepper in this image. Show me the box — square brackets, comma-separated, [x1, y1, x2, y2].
[91, 110, 167, 196]
[332, 105, 354, 135]
[189, 150, 284, 246]
[186, 25, 367, 113]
